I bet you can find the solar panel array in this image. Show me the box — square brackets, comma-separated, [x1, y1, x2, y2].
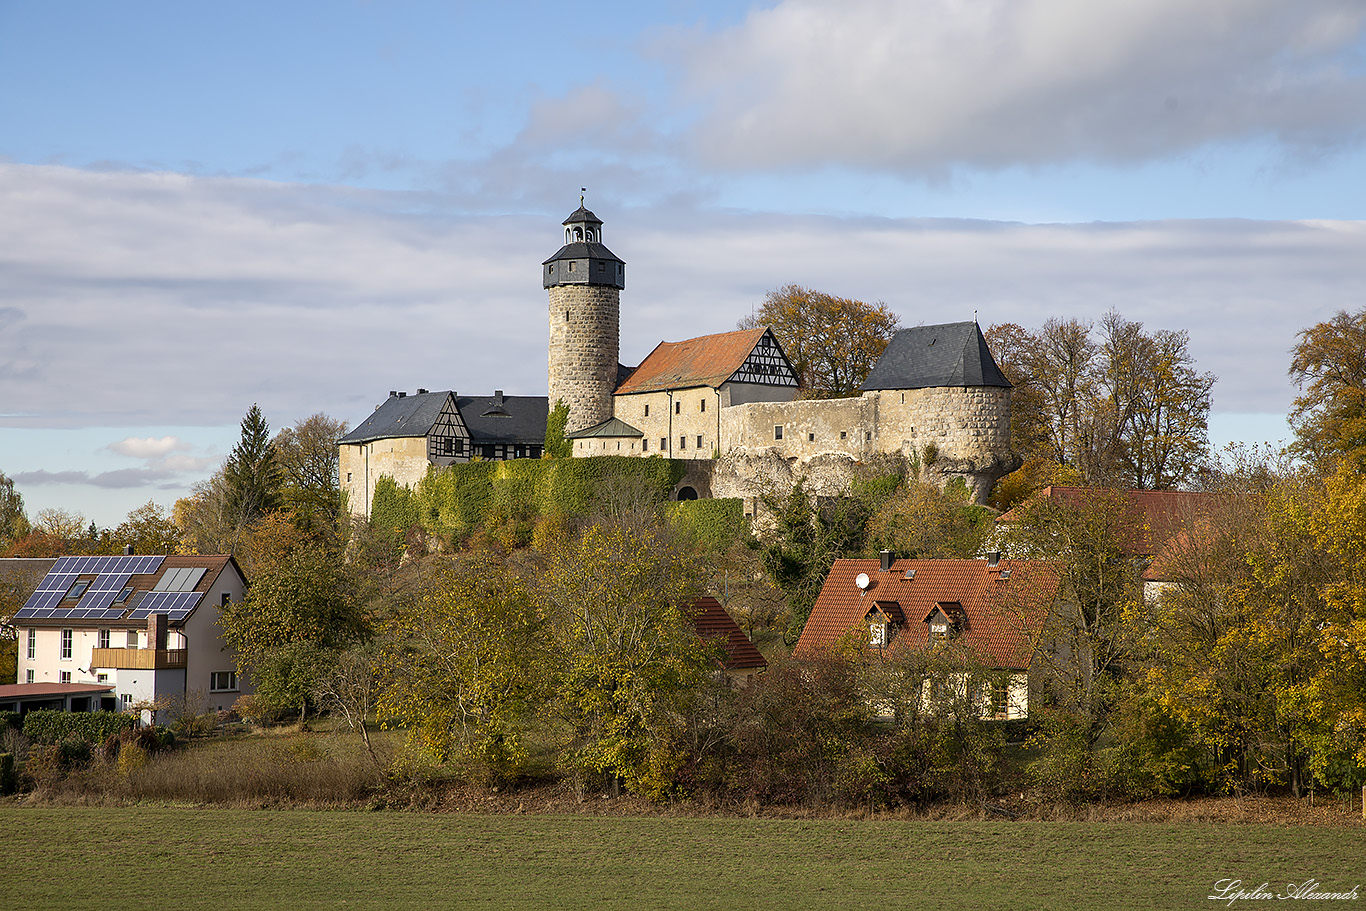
[17, 555, 166, 621]
[127, 591, 205, 622]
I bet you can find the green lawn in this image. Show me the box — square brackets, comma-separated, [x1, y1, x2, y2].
[2, 807, 1363, 910]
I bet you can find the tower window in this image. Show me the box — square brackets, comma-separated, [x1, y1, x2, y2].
[774, 425, 784, 441]
[565, 310, 570, 321]
[568, 261, 576, 272]
[808, 432, 815, 442]
[598, 262, 605, 272]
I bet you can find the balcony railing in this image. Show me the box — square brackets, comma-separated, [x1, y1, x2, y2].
[90, 647, 187, 670]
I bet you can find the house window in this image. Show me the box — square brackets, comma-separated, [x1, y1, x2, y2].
[98, 629, 110, 649]
[210, 671, 238, 693]
[60, 671, 71, 684]
[61, 629, 73, 659]
[870, 620, 889, 647]
[127, 630, 138, 648]
[121, 694, 132, 708]
[25, 669, 33, 684]
[929, 622, 950, 645]
[97, 673, 108, 683]
[991, 680, 1009, 716]
[64, 580, 90, 602]
[443, 437, 454, 455]
[774, 425, 784, 440]
[26, 628, 35, 659]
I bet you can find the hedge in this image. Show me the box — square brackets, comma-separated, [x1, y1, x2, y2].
[22, 709, 136, 745]
[664, 498, 746, 555]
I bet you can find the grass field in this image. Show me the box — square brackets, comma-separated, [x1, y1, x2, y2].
[2, 807, 1363, 910]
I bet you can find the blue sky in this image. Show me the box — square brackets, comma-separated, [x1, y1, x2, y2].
[1, 0, 1364, 526]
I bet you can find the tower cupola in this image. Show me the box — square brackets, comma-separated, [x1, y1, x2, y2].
[543, 203, 625, 290]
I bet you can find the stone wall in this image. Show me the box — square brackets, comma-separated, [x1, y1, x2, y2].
[548, 283, 619, 433]
[339, 437, 430, 518]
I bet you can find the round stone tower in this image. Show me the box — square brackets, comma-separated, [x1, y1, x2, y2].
[544, 202, 625, 432]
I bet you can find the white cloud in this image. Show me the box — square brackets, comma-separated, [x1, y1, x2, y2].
[108, 436, 186, 458]
[670, 0, 1366, 173]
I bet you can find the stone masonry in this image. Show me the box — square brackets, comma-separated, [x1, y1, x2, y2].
[548, 282, 620, 434]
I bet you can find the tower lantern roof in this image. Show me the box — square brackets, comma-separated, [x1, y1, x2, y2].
[543, 199, 624, 290]
[562, 205, 603, 227]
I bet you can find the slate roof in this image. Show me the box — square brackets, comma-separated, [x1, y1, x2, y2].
[794, 557, 1057, 670]
[861, 322, 1011, 391]
[615, 326, 774, 396]
[567, 417, 644, 440]
[340, 391, 454, 444]
[689, 596, 768, 672]
[457, 392, 548, 445]
[997, 486, 1221, 559]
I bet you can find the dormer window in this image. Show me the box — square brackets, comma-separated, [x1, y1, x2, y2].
[870, 619, 890, 647]
[924, 602, 966, 645]
[865, 600, 904, 648]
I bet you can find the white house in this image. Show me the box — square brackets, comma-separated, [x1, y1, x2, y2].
[8, 553, 251, 718]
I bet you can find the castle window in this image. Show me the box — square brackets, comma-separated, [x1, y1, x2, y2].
[644, 404, 649, 417]
[568, 261, 576, 272]
[774, 425, 784, 441]
[642, 439, 648, 452]
[675, 401, 681, 415]
[661, 438, 667, 450]
[840, 431, 847, 440]
[346, 472, 352, 482]
[679, 436, 687, 450]
[700, 399, 706, 412]
[565, 310, 570, 321]
[697, 435, 703, 448]
[808, 432, 815, 442]
[866, 431, 872, 442]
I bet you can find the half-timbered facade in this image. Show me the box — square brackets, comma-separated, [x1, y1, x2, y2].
[569, 326, 800, 459]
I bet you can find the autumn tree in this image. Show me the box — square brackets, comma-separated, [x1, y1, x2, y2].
[273, 413, 348, 539]
[739, 285, 900, 398]
[379, 554, 547, 783]
[1289, 308, 1366, 470]
[110, 501, 182, 555]
[862, 480, 994, 560]
[539, 523, 714, 797]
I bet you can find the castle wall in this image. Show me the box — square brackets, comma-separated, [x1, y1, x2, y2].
[720, 395, 877, 460]
[339, 437, 430, 518]
[548, 283, 619, 433]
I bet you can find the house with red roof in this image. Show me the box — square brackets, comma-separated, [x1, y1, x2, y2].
[689, 596, 768, 687]
[794, 552, 1060, 719]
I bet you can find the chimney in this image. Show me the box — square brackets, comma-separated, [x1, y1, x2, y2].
[495, 390, 504, 404]
[987, 552, 1002, 568]
[123, 544, 133, 556]
[389, 390, 397, 398]
[397, 391, 407, 398]
[417, 388, 428, 395]
[879, 550, 893, 572]
[146, 613, 168, 651]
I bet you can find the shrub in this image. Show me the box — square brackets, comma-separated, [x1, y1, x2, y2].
[23, 710, 135, 745]
[0, 711, 19, 730]
[0, 752, 14, 795]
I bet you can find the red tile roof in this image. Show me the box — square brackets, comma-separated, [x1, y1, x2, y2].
[794, 558, 1058, 669]
[615, 327, 772, 395]
[997, 486, 1219, 557]
[689, 596, 768, 671]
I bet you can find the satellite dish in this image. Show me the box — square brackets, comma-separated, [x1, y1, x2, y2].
[854, 573, 870, 591]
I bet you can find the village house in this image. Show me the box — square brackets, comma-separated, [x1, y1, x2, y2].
[6, 553, 250, 719]
[794, 552, 1060, 720]
[689, 596, 768, 687]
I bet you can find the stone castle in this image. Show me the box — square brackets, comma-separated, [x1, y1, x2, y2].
[546, 204, 1019, 505]
[340, 203, 1018, 517]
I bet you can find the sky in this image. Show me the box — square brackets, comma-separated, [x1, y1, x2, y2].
[1, 0, 1364, 527]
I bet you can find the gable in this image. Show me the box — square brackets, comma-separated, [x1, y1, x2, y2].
[340, 391, 455, 445]
[615, 327, 797, 395]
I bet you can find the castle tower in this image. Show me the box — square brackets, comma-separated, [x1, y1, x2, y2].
[544, 202, 625, 432]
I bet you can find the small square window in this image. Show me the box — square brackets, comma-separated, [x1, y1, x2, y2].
[774, 425, 784, 441]
[568, 261, 576, 272]
[64, 580, 90, 602]
[97, 673, 108, 683]
[60, 671, 71, 684]
[808, 432, 815, 442]
[840, 431, 847, 440]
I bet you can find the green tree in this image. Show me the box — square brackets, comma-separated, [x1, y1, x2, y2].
[739, 285, 900, 398]
[110, 501, 182, 555]
[379, 554, 546, 783]
[0, 472, 30, 552]
[540, 523, 714, 798]
[223, 404, 283, 536]
[862, 480, 994, 559]
[544, 399, 571, 459]
[1289, 308, 1366, 470]
[760, 482, 864, 644]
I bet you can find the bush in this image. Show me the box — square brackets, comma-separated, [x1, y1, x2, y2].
[0, 752, 14, 795]
[23, 710, 135, 745]
[0, 711, 19, 730]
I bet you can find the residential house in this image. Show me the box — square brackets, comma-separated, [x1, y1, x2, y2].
[340, 389, 549, 517]
[9, 553, 250, 719]
[689, 596, 767, 686]
[794, 552, 1059, 719]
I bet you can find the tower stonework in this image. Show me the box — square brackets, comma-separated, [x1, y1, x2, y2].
[544, 205, 624, 433]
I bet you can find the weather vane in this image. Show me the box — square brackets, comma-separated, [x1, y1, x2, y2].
[580, 187, 586, 207]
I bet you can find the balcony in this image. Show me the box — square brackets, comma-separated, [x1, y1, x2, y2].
[91, 647, 187, 670]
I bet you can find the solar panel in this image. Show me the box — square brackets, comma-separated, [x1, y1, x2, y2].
[128, 591, 204, 622]
[16, 555, 166, 620]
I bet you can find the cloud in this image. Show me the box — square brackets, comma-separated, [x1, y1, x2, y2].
[13, 468, 181, 489]
[108, 436, 187, 458]
[0, 163, 1360, 442]
[669, 0, 1366, 174]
